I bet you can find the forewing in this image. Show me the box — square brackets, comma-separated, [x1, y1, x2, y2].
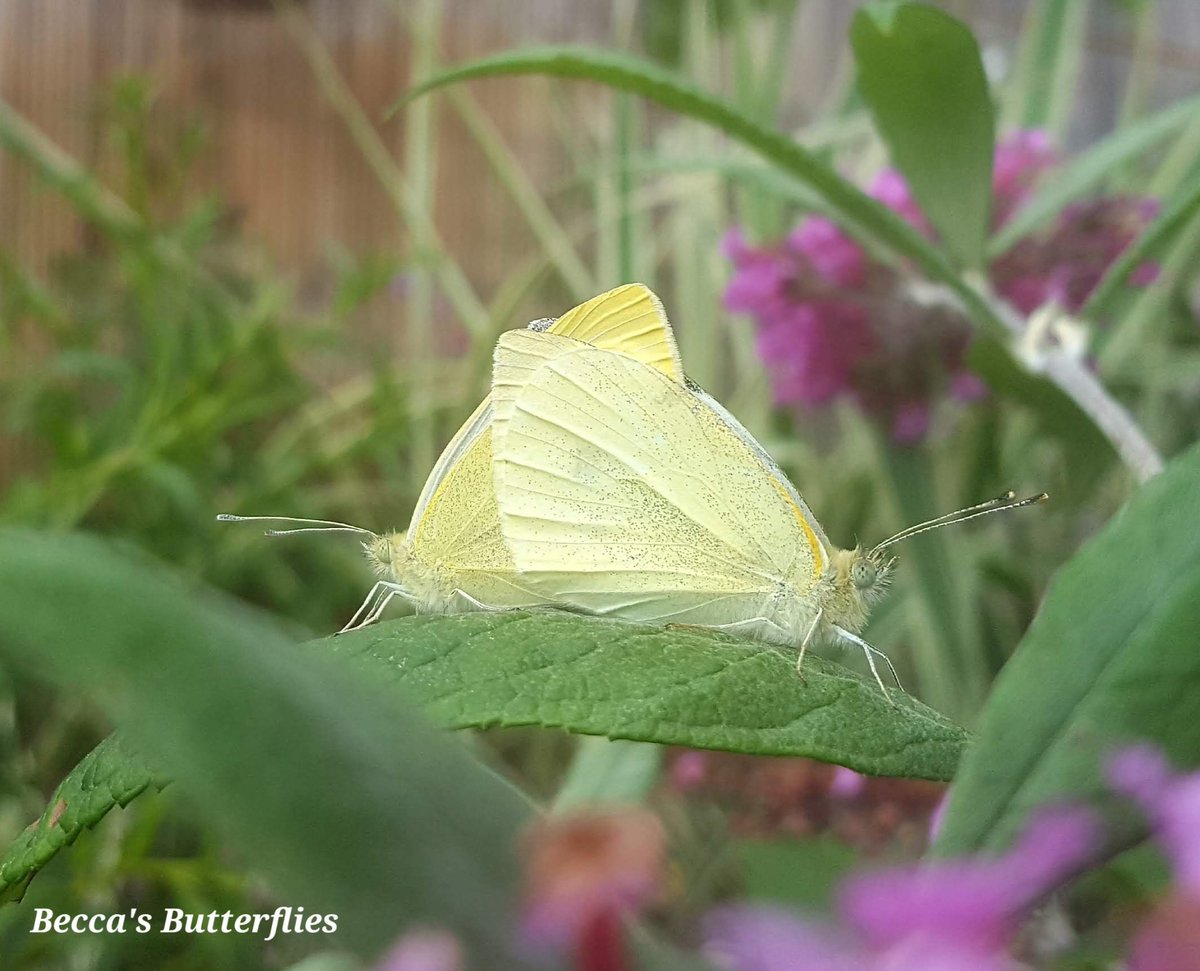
[544, 283, 683, 382]
[492, 337, 823, 617]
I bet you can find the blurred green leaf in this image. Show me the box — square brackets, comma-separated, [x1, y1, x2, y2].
[737, 837, 858, 909]
[990, 92, 1200, 256]
[553, 737, 662, 812]
[933, 442, 1200, 857]
[394, 45, 1009, 340]
[0, 531, 531, 964]
[328, 612, 967, 781]
[0, 735, 163, 903]
[851, 3, 994, 267]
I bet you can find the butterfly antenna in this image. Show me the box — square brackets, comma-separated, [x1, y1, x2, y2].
[871, 491, 1047, 554]
[216, 514, 375, 537]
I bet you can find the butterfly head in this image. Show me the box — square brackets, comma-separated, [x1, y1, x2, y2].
[826, 546, 894, 631]
[364, 530, 407, 579]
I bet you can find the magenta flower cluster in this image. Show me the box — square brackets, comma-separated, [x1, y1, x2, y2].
[722, 130, 1157, 443]
[704, 746, 1200, 971]
[705, 807, 1096, 971]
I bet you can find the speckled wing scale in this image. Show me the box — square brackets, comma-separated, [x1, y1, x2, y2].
[398, 284, 687, 612]
[490, 330, 829, 626]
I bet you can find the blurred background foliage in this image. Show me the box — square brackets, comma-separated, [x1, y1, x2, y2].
[0, 0, 1198, 967]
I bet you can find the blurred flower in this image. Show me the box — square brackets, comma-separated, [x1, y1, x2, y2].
[669, 750, 709, 791]
[705, 807, 1098, 971]
[666, 751, 943, 854]
[521, 807, 665, 971]
[992, 196, 1161, 315]
[992, 129, 1058, 225]
[1108, 745, 1200, 893]
[829, 766, 867, 801]
[1108, 746, 1200, 971]
[375, 927, 463, 971]
[722, 130, 1157, 444]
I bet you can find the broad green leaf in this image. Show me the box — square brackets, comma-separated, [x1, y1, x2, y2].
[393, 45, 1009, 340]
[933, 442, 1200, 857]
[6, 601, 967, 900]
[0, 735, 163, 903]
[851, 3, 994, 267]
[990, 92, 1200, 256]
[327, 612, 968, 782]
[0, 531, 530, 964]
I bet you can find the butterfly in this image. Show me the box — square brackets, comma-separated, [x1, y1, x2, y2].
[489, 328, 1044, 695]
[220, 284, 685, 631]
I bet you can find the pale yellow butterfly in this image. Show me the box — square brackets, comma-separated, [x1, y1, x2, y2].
[219, 284, 685, 631]
[489, 329, 1045, 695]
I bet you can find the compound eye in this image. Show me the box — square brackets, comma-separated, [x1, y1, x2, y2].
[852, 560, 877, 590]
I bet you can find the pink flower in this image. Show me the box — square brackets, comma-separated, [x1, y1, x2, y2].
[520, 807, 665, 969]
[755, 302, 875, 407]
[788, 217, 866, 288]
[992, 129, 1057, 225]
[375, 927, 463, 971]
[705, 807, 1098, 971]
[870, 168, 932, 236]
[992, 196, 1160, 314]
[669, 750, 709, 791]
[721, 129, 1158, 444]
[829, 766, 867, 800]
[1108, 747, 1200, 971]
[1108, 746, 1200, 895]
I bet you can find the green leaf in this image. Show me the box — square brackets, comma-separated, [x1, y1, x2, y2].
[327, 612, 968, 782]
[0, 735, 164, 902]
[851, 3, 995, 267]
[392, 45, 1009, 340]
[0, 531, 530, 964]
[990, 91, 1200, 257]
[933, 442, 1200, 857]
[7, 596, 966, 899]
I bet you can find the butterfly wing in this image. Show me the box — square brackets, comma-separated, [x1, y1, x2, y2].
[405, 285, 684, 608]
[491, 332, 827, 625]
[539, 283, 683, 382]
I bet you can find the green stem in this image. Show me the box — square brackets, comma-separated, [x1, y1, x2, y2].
[877, 442, 989, 723]
[273, 0, 488, 335]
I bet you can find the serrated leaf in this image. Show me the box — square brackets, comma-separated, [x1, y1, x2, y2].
[933, 442, 1200, 857]
[0, 531, 531, 964]
[0, 735, 164, 902]
[851, 3, 995, 267]
[326, 612, 968, 782]
[6, 601, 966, 904]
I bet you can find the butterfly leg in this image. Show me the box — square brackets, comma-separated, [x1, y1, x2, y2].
[339, 582, 416, 634]
[795, 608, 823, 681]
[340, 581, 389, 633]
[832, 625, 902, 703]
[691, 616, 791, 639]
[449, 588, 512, 613]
